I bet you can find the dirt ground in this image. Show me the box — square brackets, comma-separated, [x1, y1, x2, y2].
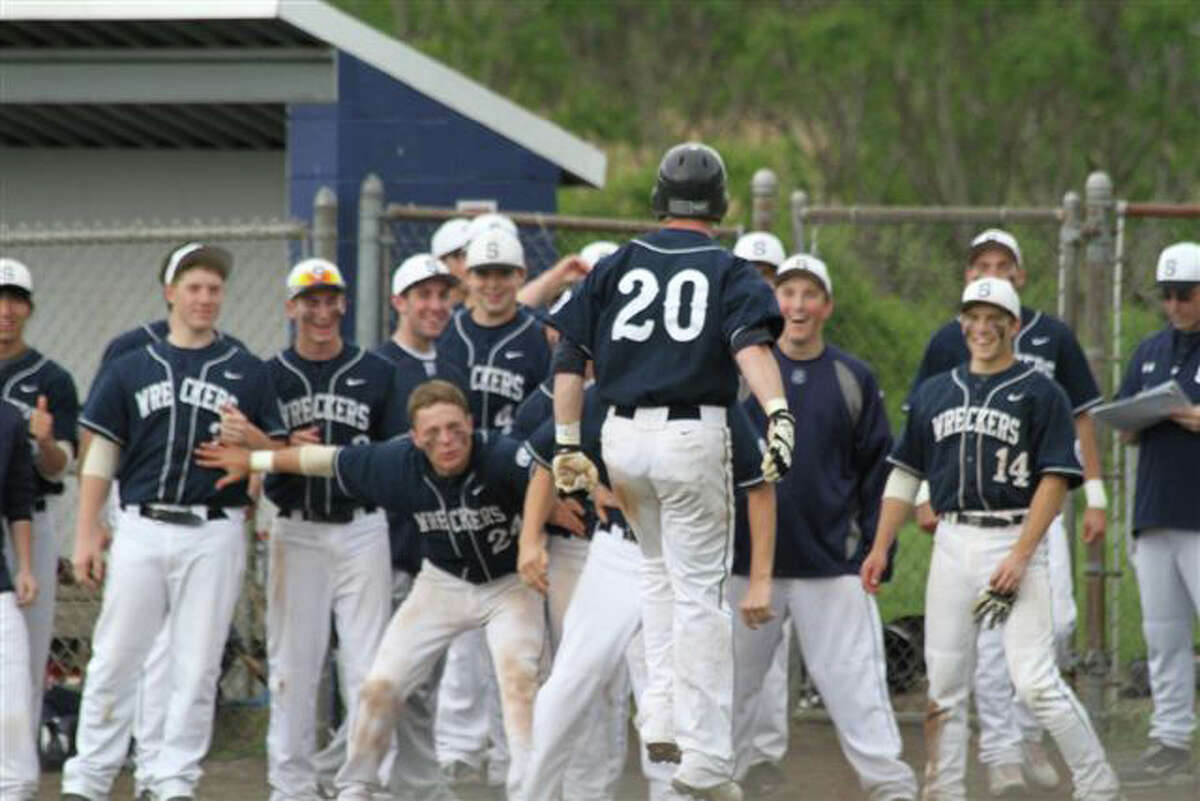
[36, 718, 1198, 800]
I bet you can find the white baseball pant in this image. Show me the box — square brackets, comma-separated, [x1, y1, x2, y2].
[1131, 527, 1199, 750]
[526, 525, 639, 801]
[61, 507, 248, 800]
[729, 614, 789, 777]
[334, 561, 543, 801]
[732, 575, 917, 800]
[923, 519, 1119, 801]
[624, 628, 688, 801]
[974, 513, 1076, 765]
[267, 511, 391, 801]
[602, 405, 736, 789]
[132, 620, 172, 798]
[3, 501, 60, 746]
[1, 590, 38, 800]
[435, 628, 508, 781]
[313, 568, 452, 800]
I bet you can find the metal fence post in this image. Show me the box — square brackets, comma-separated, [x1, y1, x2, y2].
[356, 173, 384, 347]
[1057, 191, 1083, 620]
[751, 168, 779, 232]
[313, 186, 338, 264]
[790, 190, 808, 254]
[1081, 171, 1115, 722]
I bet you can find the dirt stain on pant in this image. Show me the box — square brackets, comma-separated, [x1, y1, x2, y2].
[923, 699, 949, 790]
[353, 678, 398, 755]
[497, 650, 538, 748]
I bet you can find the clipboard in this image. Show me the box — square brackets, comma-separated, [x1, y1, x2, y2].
[1090, 380, 1190, 431]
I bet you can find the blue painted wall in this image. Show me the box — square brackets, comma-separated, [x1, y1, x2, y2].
[288, 52, 562, 338]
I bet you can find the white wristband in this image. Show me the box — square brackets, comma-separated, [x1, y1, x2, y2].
[1084, 478, 1108, 510]
[763, 397, 788, 417]
[556, 422, 581, 446]
[249, 450, 274, 473]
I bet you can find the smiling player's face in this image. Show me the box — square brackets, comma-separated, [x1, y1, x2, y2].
[961, 303, 1019, 368]
[288, 288, 346, 350]
[412, 401, 473, 476]
[166, 266, 224, 334]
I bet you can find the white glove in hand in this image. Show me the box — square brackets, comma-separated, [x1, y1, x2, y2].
[553, 446, 599, 495]
[972, 587, 1016, 629]
[761, 405, 796, 482]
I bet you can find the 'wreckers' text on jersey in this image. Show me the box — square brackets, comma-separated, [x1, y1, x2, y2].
[439, 307, 550, 434]
[0, 348, 79, 499]
[82, 339, 285, 507]
[892, 361, 1081, 513]
[333, 432, 532, 583]
[551, 227, 783, 408]
[904, 307, 1100, 415]
[264, 346, 407, 518]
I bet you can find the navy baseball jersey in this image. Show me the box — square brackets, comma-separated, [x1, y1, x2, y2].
[893, 362, 1082, 513]
[905, 307, 1101, 415]
[373, 339, 469, 573]
[0, 348, 79, 499]
[1115, 327, 1200, 534]
[333, 432, 533, 584]
[511, 378, 554, 443]
[83, 340, 285, 507]
[0, 401, 34, 595]
[87, 320, 247, 408]
[550, 228, 783, 407]
[264, 346, 407, 517]
[438, 307, 551, 434]
[733, 344, 892, 578]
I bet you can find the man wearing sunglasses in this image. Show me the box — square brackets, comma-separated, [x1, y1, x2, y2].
[1114, 242, 1200, 789]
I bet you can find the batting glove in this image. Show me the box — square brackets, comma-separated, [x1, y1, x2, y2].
[553, 445, 599, 495]
[761, 400, 795, 482]
[972, 587, 1016, 629]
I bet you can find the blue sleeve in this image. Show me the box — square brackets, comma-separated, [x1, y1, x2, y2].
[853, 369, 893, 543]
[379, 369, 409, 439]
[1115, 340, 1147, 401]
[525, 417, 554, 468]
[1053, 327, 1102, 412]
[549, 266, 603, 355]
[510, 385, 552, 442]
[1030, 382, 1084, 487]
[4, 412, 35, 522]
[252, 376, 287, 439]
[47, 367, 80, 446]
[333, 439, 413, 514]
[487, 436, 534, 500]
[722, 261, 783, 348]
[81, 364, 130, 446]
[888, 387, 928, 477]
[730, 404, 766, 488]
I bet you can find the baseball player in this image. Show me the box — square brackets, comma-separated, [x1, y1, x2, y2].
[906, 228, 1105, 794]
[195, 379, 551, 801]
[261, 258, 404, 801]
[77, 243, 251, 800]
[1113, 242, 1200, 788]
[732, 232, 786, 282]
[549, 141, 792, 801]
[731, 254, 917, 801]
[862, 277, 1121, 801]
[431, 217, 472, 289]
[63, 244, 286, 801]
[519, 383, 774, 801]
[0, 400, 37, 801]
[0, 259, 79, 748]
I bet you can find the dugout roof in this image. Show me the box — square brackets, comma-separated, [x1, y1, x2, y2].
[0, 0, 607, 187]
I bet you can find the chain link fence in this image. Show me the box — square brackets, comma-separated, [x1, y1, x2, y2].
[0, 218, 307, 757]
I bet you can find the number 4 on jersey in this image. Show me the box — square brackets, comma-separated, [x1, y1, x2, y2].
[612, 268, 709, 343]
[992, 447, 1030, 488]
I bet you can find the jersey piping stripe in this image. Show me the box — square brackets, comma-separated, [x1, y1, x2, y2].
[885, 456, 924, 479]
[1, 354, 48, 404]
[630, 239, 725, 256]
[79, 416, 125, 447]
[421, 475, 463, 561]
[974, 365, 1038, 512]
[461, 472, 493, 582]
[716, 421, 734, 610]
[176, 347, 239, 503]
[524, 441, 551, 469]
[142, 322, 162, 342]
[476, 311, 535, 434]
[145, 347, 177, 500]
[277, 352, 317, 511]
[326, 349, 365, 516]
[1012, 310, 1040, 354]
[950, 369, 970, 511]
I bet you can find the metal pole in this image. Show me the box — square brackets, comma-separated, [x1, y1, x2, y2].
[1081, 171, 1114, 723]
[356, 173, 384, 347]
[750, 168, 779, 232]
[312, 186, 338, 264]
[1109, 200, 1128, 683]
[1057, 190, 1083, 654]
[790, 190, 808, 254]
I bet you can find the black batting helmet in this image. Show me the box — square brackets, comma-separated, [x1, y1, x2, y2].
[650, 142, 729, 222]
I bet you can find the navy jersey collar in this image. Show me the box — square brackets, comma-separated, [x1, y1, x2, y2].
[284, 342, 359, 369]
[644, 227, 717, 246]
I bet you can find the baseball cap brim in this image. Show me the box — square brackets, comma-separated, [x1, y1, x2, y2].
[394, 272, 460, 296]
[968, 241, 1020, 266]
[163, 243, 233, 284]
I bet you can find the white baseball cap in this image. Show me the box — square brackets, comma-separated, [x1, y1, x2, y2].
[286, 258, 346, 299]
[734, 231, 786, 268]
[1155, 242, 1200, 284]
[466, 228, 525, 271]
[162, 242, 233, 284]
[969, 228, 1022, 266]
[466, 212, 518, 242]
[0, 258, 33, 294]
[430, 218, 471, 259]
[775, 253, 832, 296]
[392, 252, 459, 295]
[579, 240, 619, 269]
[961, 277, 1021, 319]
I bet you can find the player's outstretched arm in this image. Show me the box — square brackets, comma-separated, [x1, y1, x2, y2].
[516, 254, 589, 309]
[861, 467, 919, 594]
[734, 344, 794, 481]
[194, 442, 338, 489]
[518, 465, 556, 594]
[740, 482, 776, 629]
[990, 473, 1069, 594]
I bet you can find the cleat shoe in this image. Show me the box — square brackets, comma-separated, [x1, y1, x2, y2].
[986, 763, 1028, 797]
[741, 761, 785, 797]
[1022, 740, 1061, 790]
[647, 740, 683, 763]
[1118, 742, 1195, 788]
[671, 778, 744, 801]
